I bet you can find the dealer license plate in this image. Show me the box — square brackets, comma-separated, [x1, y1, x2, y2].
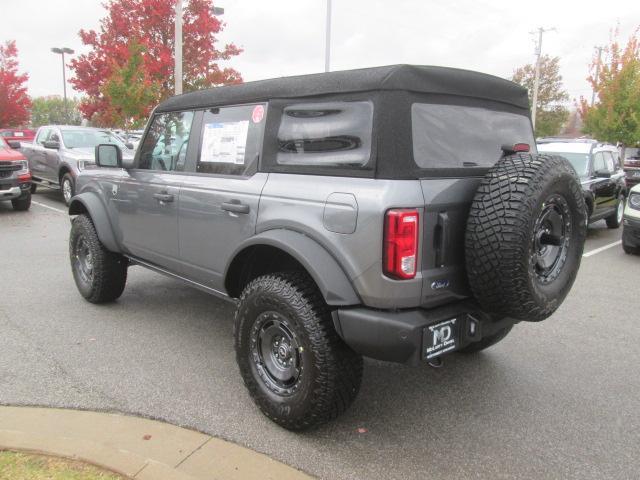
[423, 318, 459, 360]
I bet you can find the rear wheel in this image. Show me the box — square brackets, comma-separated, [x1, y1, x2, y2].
[69, 214, 128, 303]
[623, 243, 639, 255]
[234, 272, 363, 431]
[606, 194, 624, 229]
[11, 192, 31, 211]
[466, 154, 586, 322]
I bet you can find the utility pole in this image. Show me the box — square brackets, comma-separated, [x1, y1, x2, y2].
[591, 46, 603, 106]
[530, 27, 555, 129]
[175, 0, 183, 95]
[325, 0, 332, 72]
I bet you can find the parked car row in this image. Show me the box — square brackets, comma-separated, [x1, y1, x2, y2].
[17, 125, 135, 205]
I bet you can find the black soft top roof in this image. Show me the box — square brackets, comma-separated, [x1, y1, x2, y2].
[156, 64, 529, 113]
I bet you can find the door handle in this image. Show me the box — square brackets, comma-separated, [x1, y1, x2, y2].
[221, 201, 250, 214]
[153, 192, 174, 203]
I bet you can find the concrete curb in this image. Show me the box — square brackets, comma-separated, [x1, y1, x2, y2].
[0, 406, 313, 480]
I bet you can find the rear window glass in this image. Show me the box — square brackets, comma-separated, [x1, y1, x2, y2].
[412, 103, 535, 169]
[277, 101, 373, 167]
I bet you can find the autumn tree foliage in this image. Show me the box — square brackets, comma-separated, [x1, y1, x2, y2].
[102, 41, 160, 129]
[512, 55, 570, 137]
[70, 0, 242, 126]
[0, 41, 31, 127]
[579, 27, 640, 147]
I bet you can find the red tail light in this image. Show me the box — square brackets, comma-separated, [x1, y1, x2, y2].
[384, 209, 419, 279]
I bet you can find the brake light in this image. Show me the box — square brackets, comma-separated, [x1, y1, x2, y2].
[513, 143, 530, 152]
[384, 209, 419, 279]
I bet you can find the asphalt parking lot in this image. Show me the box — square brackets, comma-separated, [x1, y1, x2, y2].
[1, 190, 639, 480]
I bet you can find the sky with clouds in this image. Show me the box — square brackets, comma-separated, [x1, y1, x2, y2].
[3, 0, 640, 106]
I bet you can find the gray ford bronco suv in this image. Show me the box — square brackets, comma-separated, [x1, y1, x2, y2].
[67, 65, 586, 430]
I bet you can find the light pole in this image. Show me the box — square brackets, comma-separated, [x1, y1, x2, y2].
[51, 47, 74, 123]
[175, 2, 224, 95]
[325, 0, 332, 72]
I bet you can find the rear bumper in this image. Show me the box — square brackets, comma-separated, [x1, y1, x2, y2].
[333, 301, 516, 365]
[623, 216, 640, 248]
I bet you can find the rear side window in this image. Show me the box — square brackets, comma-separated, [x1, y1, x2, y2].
[197, 104, 266, 176]
[411, 104, 535, 169]
[276, 101, 373, 167]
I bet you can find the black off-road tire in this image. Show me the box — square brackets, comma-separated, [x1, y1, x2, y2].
[61, 173, 75, 206]
[466, 154, 586, 322]
[458, 325, 513, 354]
[234, 272, 363, 431]
[69, 214, 128, 303]
[11, 192, 31, 211]
[623, 243, 639, 255]
[605, 194, 624, 229]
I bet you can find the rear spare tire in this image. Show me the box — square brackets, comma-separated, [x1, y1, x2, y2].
[465, 154, 586, 322]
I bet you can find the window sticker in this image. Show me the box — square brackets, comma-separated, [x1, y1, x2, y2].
[201, 121, 249, 164]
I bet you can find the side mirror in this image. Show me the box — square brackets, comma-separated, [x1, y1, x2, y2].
[125, 142, 135, 150]
[7, 140, 21, 149]
[95, 144, 122, 168]
[43, 140, 60, 149]
[594, 169, 611, 178]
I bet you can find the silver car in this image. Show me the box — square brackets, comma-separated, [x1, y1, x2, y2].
[21, 125, 134, 205]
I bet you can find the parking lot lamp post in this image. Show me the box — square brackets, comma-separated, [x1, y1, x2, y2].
[51, 47, 75, 123]
[175, 2, 225, 95]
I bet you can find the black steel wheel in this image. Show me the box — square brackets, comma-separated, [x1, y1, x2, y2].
[250, 311, 303, 396]
[69, 214, 128, 303]
[531, 194, 572, 285]
[234, 271, 363, 431]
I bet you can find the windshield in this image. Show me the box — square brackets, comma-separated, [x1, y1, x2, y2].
[543, 151, 590, 176]
[61, 130, 126, 149]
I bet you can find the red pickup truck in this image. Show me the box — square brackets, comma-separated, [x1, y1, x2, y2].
[0, 137, 32, 211]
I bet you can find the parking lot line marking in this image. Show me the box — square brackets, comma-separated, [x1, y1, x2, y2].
[32, 201, 67, 215]
[583, 240, 622, 258]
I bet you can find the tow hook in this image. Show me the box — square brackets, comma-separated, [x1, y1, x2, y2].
[428, 357, 443, 368]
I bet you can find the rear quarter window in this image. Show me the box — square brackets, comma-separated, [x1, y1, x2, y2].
[411, 103, 535, 169]
[276, 101, 373, 167]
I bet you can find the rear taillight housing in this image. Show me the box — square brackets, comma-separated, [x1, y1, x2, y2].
[384, 209, 419, 279]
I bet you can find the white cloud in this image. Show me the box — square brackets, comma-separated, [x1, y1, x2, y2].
[2, 0, 640, 105]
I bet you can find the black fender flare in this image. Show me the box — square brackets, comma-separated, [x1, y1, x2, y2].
[225, 229, 360, 306]
[68, 192, 119, 253]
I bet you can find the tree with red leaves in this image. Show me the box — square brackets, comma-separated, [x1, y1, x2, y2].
[0, 41, 31, 127]
[70, 0, 242, 126]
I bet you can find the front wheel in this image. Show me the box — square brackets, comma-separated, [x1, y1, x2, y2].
[606, 194, 624, 229]
[69, 214, 128, 303]
[11, 192, 31, 211]
[61, 173, 75, 206]
[234, 272, 363, 431]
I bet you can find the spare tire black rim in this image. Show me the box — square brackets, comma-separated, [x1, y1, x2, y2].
[250, 311, 302, 396]
[531, 194, 572, 284]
